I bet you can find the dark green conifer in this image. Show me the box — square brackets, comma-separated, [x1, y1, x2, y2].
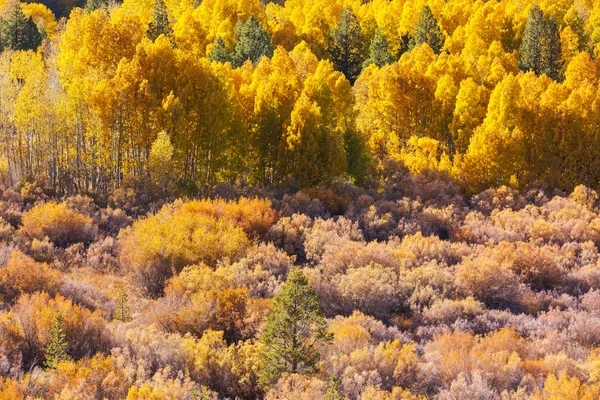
[1, 1, 43, 52]
[232, 16, 273, 67]
[146, 0, 172, 41]
[85, 0, 109, 13]
[327, 7, 364, 84]
[519, 6, 564, 82]
[413, 5, 444, 54]
[209, 36, 233, 64]
[518, 6, 545, 75]
[326, 375, 344, 400]
[259, 270, 332, 387]
[362, 29, 394, 69]
[541, 16, 563, 82]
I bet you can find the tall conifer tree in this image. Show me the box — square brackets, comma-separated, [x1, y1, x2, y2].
[85, 0, 109, 12]
[1, 1, 42, 51]
[363, 29, 394, 69]
[147, 0, 172, 41]
[413, 5, 444, 54]
[209, 36, 233, 63]
[519, 6, 563, 81]
[232, 16, 273, 67]
[328, 7, 364, 84]
[259, 270, 332, 386]
[519, 6, 545, 75]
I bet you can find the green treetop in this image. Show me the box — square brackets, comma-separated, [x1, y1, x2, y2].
[518, 6, 564, 81]
[328, 7, 365, 84]
[1, 1, 43, 52]
[146, 0, 172, 41]
[209, 36, 233, 64]
[413, 5, 444, 54]
[232, 16, 274, 68]
[259, 269, 333, 387]
[114, 287, 132, 322]
[45, 312, 70, 368]
[85, 0, 109, 13]
[363, 29, 394, 69]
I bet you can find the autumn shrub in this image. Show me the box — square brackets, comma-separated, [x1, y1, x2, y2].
[19, 181, 45, 204]
[436, 372, 498, 400]
[265, 374, 327, 400]
[279, 192, 328, 218]
[86, 236, 120, 273]
[299, 187, 350, 215]
[28, 237, 60, 263]
[19, 202, 97, 247]
[0, 217, 14, 242]
[119, 199, 254, 297]
[62, 195, 97, 217]
[0, 201, 23, 228]
[0, 292, 112, 370]
[112, 324, 189, 377]
[96, 207, 132, 234]
[220, 243, 294, 298]
[455, 255, 531, 311]
[0, 250, 62, 302]
[266, 213, 313, 261]
[42, 355, 130, 399]
[1, 188, 20, 204]
[471, 186, 526, 215]
[151, 264, 250, 341]
[58, 277, 114, 315]
[304, 216, 364, 262]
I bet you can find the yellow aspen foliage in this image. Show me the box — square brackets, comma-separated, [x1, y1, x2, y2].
[564, 51, 597, 89]
[531, 374, 600, 400]
[561, 26, 581, 66]
[21, 2, 58, 39]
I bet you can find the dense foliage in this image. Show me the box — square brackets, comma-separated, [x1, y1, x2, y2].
[0, 174, 597, 398]
[1, 0, 600, 196]
[3, 0, 600, 398]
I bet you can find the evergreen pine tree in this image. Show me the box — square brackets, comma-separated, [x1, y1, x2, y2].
[259, 270, 333, 387]
[327, 7, 364, 84]
[362, 29, 394, 69]
[326, 375, 344, 400]
[114, 287, 132, 322]
[146, 0, 172, 41]
[541, 16, 563, 82]
[85, 0, 109, 13]
[518, 6, 564, 82]
[518, 6, 545, 75]
[2, 1, 43, 51]
[413, 5, 444, 54]
[209, 36, 233, 64]
[232, 16, 273, 68]
[45, 312, 70, 368]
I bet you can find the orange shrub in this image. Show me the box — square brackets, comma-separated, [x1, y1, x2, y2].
[0, 292, 112, 370]
[0, 250, 62, 302]
[19, 202, 97, 247]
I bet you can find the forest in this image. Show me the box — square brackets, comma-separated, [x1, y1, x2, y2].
[1, 0, 600, 398]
